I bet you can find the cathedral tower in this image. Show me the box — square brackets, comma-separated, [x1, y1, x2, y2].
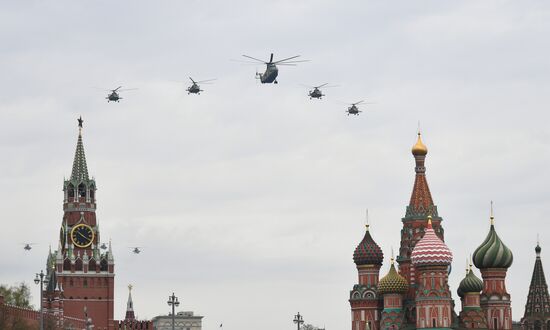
[350, 223, 384, 330]
[520, 242, 550, 329]
[378, 257, 408, 330]
[397, 133, 445, 322]
[472, 209, 513, 330]
[457, 262, 487, 329]
[411, 217, 453, 329]
[45, 118, 115, 329]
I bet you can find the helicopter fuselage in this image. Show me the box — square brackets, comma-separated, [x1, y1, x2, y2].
[309, 88, 323, 99]
[187, 83, 201, 94]
[258, 64, 279, 84]
[347, 105, 361, 115]
[107, 92, 120, 102]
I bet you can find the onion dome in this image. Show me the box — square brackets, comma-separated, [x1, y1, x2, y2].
[411, 217, 453, 266]
[353, 225, 384, 266]
[457, 266, 483, 298]
[412, 132, 428, 156]
[472, 215, 513, 269]
[378, 258, 408, 295]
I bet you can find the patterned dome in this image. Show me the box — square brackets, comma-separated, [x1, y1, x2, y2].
[472, 219, 513, 269]
[411, 218, 453, 266]
[457, 268, 483, 298]
[353, 225, 384, 266]
[378, 260, 408, 295]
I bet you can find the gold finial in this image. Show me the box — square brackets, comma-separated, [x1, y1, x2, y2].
[427, 215, 432, 225]
[490, 201, 495, 225]
[128, 284, 133, 291]
[412, 131, 428, 156]
[391, 247, 394, 264]
[465, 258, 469, 275]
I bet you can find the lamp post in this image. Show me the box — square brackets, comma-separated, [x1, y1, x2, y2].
[167, 292, 180, 330]
[84, 306, 94, 329]
[34, 270, 47, 330]
[293, 312, 304, 330]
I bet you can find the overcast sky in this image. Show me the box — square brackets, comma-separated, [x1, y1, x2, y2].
[1, 1, 550, 329]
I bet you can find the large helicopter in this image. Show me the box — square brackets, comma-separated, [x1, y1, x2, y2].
[346, 101, 365, 116]
[105, 86, 137, 102]
[22, 243, 36, 251]
[303, 83, 338, 99]
[241, 53, 306, 84]
[187, 77, 216, 95]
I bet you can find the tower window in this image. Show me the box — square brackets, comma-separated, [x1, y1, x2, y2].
[78, 184, 86, 197]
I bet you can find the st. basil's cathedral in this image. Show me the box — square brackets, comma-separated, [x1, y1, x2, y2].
[349, 133, 550, 330]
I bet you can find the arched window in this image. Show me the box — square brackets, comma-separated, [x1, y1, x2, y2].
[67, 184, 75, 199]
[100, 258, 108, 271]
[78, 183, 86, 198]
[432, 319, 436, 328]
[63, 259, 71, 271]
[75, 258, 83, 271]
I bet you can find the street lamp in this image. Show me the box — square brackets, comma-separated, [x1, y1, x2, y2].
[167, 292, 180, 330]
[34, 270, 48, 330]
[84, 306, 94, 329]
[293, 312, 304, 330]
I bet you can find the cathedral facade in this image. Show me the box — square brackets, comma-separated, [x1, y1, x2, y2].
[349, 133, 514, 330]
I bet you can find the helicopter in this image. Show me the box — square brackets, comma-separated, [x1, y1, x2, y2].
[130, 247, 142, 254]
[241, 53, 307, 84]
[346, 101, 365, 116]
[187, 77, 216, 95]
[22, 243, 36, 251]
[105, 86, 137, 102]
[303, 83, 338, 99]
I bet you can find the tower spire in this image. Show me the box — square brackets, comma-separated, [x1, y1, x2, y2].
[125, 284, 136, 321]
[521, 242, 550, 326]
[408, 131, 434, 215]
[71, 117, 89, 182]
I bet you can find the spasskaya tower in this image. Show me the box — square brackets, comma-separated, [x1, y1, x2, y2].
[44, 117, 115, 330]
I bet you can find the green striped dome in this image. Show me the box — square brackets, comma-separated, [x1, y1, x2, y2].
[473, 223, 513, 269]
[378, 262, 408, 295]
[457, 268, 483, 298]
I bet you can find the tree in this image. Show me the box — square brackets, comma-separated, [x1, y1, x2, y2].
[302, 324, 325, 330]
[0, 282, 33, 308]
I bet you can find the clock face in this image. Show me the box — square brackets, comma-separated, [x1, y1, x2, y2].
[70, 224, 94, 248]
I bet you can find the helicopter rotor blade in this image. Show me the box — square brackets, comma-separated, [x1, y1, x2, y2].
[118, 88, 138, 92]
[242, 55, 267, 64]
[189, 77, 197, 84]
[196, 79, 217, 84]
[113, 86, 122, 92]
[273, 55, 302, 64]
[353, 100, 365, 105]
[269, 53, 274, 63]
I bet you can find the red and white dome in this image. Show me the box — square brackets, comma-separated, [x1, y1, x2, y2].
[411, 218, 453, 266]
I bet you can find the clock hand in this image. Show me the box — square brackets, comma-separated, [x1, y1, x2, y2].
[76, 231, 90, 241]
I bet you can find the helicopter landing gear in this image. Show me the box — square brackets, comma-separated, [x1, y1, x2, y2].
[274, 80, 278, 84]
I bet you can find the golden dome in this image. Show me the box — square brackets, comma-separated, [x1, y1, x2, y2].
[411, 132, 428, 156]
